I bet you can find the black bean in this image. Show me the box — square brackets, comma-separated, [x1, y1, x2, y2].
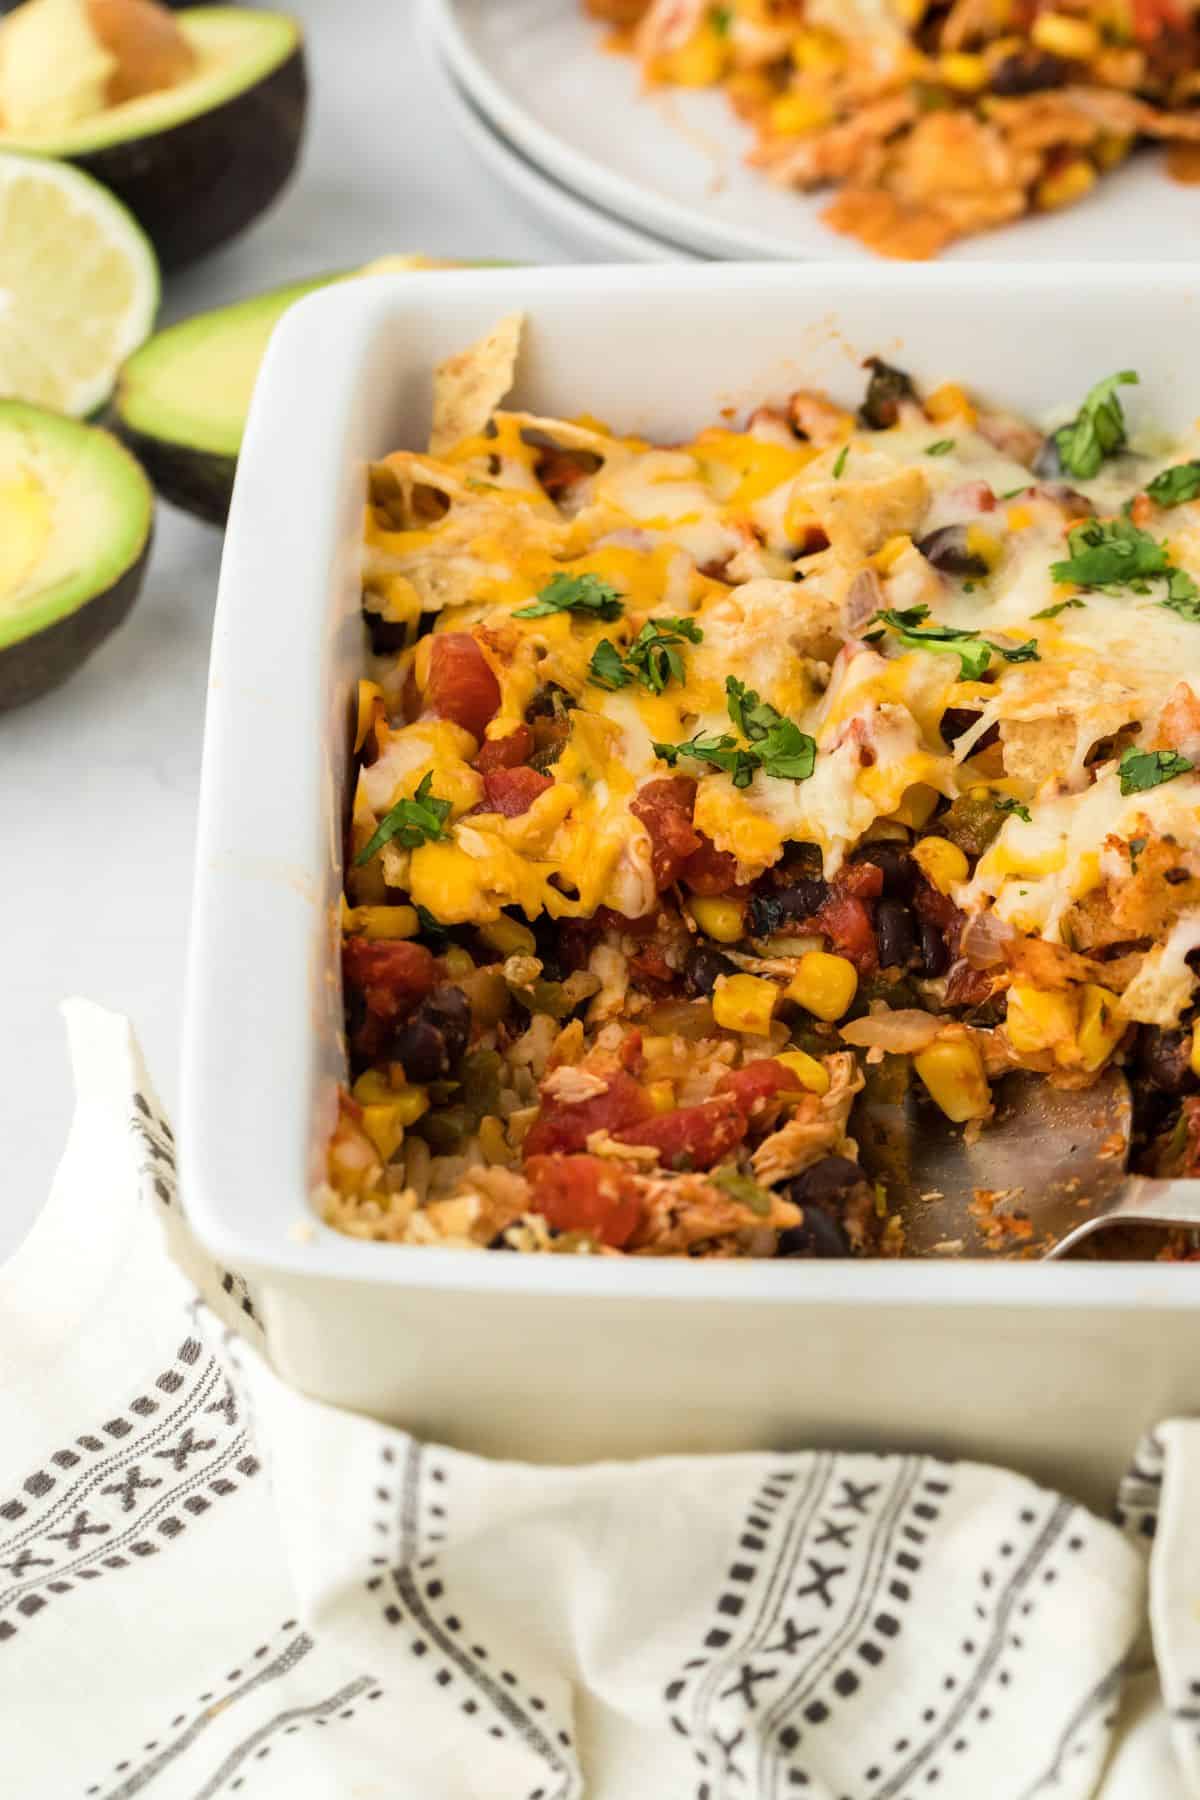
[525, 682, 575, 721]
[918, 918, 950, 977]
[989, 49, 1067, 94]
[682, 945, 738, 998]
[875, 899, 919, 969]
[850, 840, 914, 897]
[748, 878, 829, 938]
[391, 986, 472, 1083]
[916, 524, 989, 580]
[1136, 1028, 1197, 1097]
[776, 1205, 853, 1259]
[858, 357, 917, 431]
[792, 1154, 871, 1209]
[364, 610, 410, 655]
[940, 707, 1001, 753]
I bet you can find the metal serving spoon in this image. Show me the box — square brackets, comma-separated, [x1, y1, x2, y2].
[854, 1066, 1200, 1258]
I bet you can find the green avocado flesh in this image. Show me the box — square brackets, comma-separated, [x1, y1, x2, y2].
[0, 400, 152, 653]
[0, 9, 300, 155]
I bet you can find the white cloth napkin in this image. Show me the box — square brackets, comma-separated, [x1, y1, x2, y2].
[3, 1001, 1199, 1799]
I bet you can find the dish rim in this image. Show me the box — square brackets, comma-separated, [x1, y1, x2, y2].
[181, 258, 1200, 1306]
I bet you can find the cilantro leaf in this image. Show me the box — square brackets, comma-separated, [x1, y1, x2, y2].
[1050, 517, 1171, 590]
[1032, 597, 1086, 619]
[588, 638, 631, 690]
[514, 571, 624, 621]
[1163, 567, 1200, 623]
[1053, 370, 1138, 480]
[994, 796, 1032, 824]
[709, 2, 732, 33]
[725, 675, 781, 742]
[832, 444, 849, 479]
[868, 607, 1036, 682]
[758, 718, 817, 782]
[925, 439, 956, 456]
[1145, 461, 1200, 509]
[355, 773, 452, 864]
[651, 732, 761, 788]
[1000, 485, 1029, 501]
[1118, 747, 1194, 796]
[995, 637, 1040, 664]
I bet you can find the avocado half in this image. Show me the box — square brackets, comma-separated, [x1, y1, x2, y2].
[112, 258, 502, 525]
[0, 9, 306, 271]
[0, 401, 153, 710]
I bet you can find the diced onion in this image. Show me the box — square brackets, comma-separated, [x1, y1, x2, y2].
[840, 1008, 942, 1053]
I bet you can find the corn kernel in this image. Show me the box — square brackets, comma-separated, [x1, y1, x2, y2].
[1191, 1029, 1200, 1080]
[1035, 157, 1097, 213]
[360, 1103, 408, 1164]
[691, 895, 746, 944]
[442, 944, 475, 978]
[1076, 985, 1125, 1073]
[1004, 984, 1078, 1058]
[344, 904, 420, 940]
[1006, 503, 1034, 532]
[660, 25, 728, 86]
[353, 1069, 394, 1106]
[911, 836, 969, 895]
[1095, 131, 1133, 170]
[768, 91, 833, 136]
[724, 69, 774, 110]
[872, 534, 913, 575]
[478, 1115, 510, 1165]
[775, 1049, 831, 1096]
[924, 381, 976, 425]
[713, 973, 780, 1035]
[964, 525, 1003, 571]
[913, 1038, 991, 1122]
[939, 51, 988, 91]
[479, 915, 537, 957]
[786, 951, 858, 1022]
[1031, 13, 1100, 60]
[647, 1079, 677, 1114]
[791, 27, 847, 76]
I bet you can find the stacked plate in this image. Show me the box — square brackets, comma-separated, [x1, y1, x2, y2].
[426, 0, 1199, 263]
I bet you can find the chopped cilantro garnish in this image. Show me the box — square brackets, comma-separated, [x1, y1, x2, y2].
[1000, 485, 1029, 501]
[588, 638, 631, 690]
[1118, 747, 1194, 796]
[355, 773, 452, 865]
[589, 616, 701, 694]
[1052, 370, 1138, 480]
[925, 439, 956, 456]
[653, 676, 817, 787]
[1145, 461, 1200, 509]
[758, 717, 818, 782]
[1163, 568, 1200, 622]
[514, 571, 624, 621]
[711, 1165, 773, 1216]
[1050, 517, 1170, 589]
[414, 903, 449, 938]
[869, 605, 1039, 681]
[832, 444, 849, 479]
[994, 797, 1032, 824]
[652, 733, 760, 789]
[1032, 597, 1086, 619]
[725, 674, 781, 742]
[709, 2, 732, 32]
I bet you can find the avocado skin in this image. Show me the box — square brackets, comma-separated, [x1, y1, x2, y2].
[111, 415, 235, 524]
[69, 44, 307, 271]
[0, 533, 151, 712]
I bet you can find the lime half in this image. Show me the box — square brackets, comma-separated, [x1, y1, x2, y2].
[0, 151, 159, 417]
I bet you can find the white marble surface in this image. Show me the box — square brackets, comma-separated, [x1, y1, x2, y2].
[0, 0, 630, 1259]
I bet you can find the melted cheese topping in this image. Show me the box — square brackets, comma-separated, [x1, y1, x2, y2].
[357, 390, 1200, 1022]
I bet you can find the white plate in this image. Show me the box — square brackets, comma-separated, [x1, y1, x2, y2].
[430, 30, 695, 263]
[432, 0, 1200, 263]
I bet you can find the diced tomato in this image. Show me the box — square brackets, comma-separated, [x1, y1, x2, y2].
[629, 944, 676, 989]
[594, 905, 661, 936]
[342, 939, 438, 1022]
[815, 893, 877, 975]
[717, 1058, 803, 1117]
[476, 725, 534, 773]
[523, 1069, 653, 1158]
[837, 862, 884, 901]
[481, 766, 554, 816]
[425, 633, 501, 740]
[945, 480, 995, 514]
[525, 1154, 643, 1248]
[631, 777, 701, 890]
[681, 834, 744, 897]
[1132, 0, 1186, 41]
[614, 1094, 746, 1171]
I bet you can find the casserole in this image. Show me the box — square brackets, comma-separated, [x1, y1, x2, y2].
[183, 263, 1200, 1508]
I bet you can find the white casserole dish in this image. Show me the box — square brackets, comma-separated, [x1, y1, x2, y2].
[183, 263, 1200, 1510]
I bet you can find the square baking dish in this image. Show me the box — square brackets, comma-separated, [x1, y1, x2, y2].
[183, 263, 1200, 1508]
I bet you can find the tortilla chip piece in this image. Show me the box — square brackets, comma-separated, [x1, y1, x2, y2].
[430, 313, 525, 456]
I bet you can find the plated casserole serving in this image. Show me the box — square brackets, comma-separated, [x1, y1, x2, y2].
[584, 0, 1200, 259]
[324, 315, 1200, 1260]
